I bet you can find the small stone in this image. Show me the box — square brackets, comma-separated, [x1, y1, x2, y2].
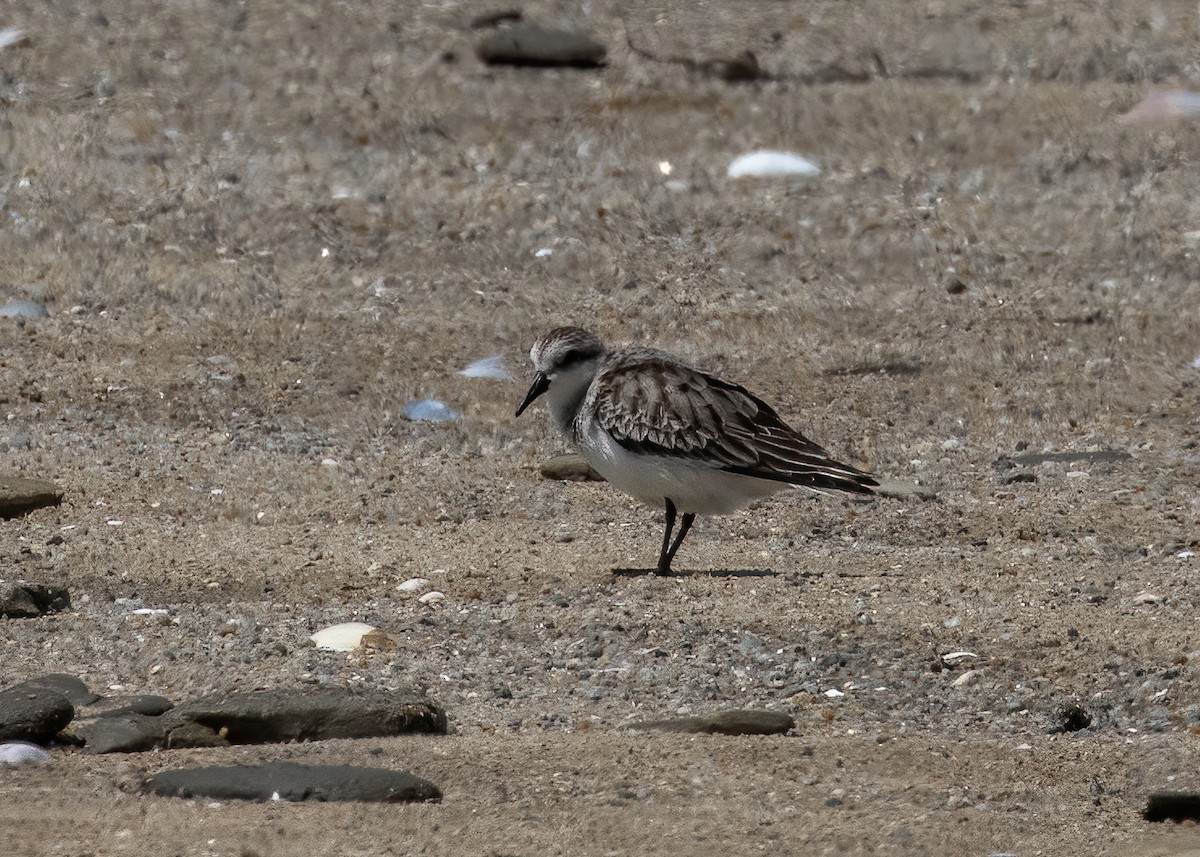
[627, 709, 793, 736]
[539, 453, 604, 482]
[396, 578, 430, 593]
[477, 23, 606, 68]
[0, 476, 64, 518]
[418, 591, 446, 606]
[1133, 592, 1162, 606]
[144, 762, 441, 803]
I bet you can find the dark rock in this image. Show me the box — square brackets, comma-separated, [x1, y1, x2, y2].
[477, 24, 606, 68]
[1143, 791, 1200, 823]
[70, 712, 226, 754]
[0, 680, 75, 743]
[0, 582, 70, 618]
[540, 453, 605, 482]
[627, 709, 794, 736]
[20, 674, 99, 707]
[1000, 470, 1037, 485]
[166, 687, 448, 744]
[84, 694, 175, 717]
[0, 476, 64, 518]
[144, 762, 441, 803]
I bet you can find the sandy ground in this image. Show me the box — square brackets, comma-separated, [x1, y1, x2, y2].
[2, 1, 1199, 854]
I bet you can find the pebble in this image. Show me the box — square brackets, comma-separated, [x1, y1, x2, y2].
[403, 399, 460, 422]
[0, 300, 48, 318]
[476, 23, 606, 68]
[418, 591, 447, 606]
[1133, 592, 1162, 605]
[310, 622, 378, 652]
[0, 741, 50, 765]
[727, 150, 820, 179]
[396, 578, 431, 593]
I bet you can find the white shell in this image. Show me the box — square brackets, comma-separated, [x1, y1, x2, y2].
[0, 742, 50, 765]
[310, 622, 378, 651]
[418, 591, 447, 606]
[727, 150, 820, 179]
[397, 578, 431, 593]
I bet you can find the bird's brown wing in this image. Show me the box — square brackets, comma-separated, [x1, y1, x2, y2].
[589, 351, 876, 494]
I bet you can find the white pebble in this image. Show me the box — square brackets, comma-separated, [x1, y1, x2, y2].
[0, 28, 23, 51]
[418, 591, 446, 606]
[396, 577, 431, 593]
[309, 622, 378, 651]
[727, 150, 820, 179]
[823, 688, 845, 698]
[952, 669, 982, 688]
[0, 742, 49, 765]
[1133, 592, 1162, 605]
[941, 651, 978, 664]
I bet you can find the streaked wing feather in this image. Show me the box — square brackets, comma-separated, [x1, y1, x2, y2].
[589, 351, 876, 493]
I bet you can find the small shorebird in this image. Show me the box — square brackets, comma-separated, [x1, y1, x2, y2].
[515, 327, 877, 574]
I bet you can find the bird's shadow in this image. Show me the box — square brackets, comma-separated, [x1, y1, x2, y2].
[611, 567, 777, 579]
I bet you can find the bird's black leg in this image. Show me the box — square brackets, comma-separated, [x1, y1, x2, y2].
[656, 499, 678, 575]
[661, 512, 696, 575]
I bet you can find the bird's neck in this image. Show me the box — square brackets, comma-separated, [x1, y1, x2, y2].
[546, 359, 599, 438]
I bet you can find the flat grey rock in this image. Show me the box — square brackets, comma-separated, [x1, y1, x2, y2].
[0, 582, 71, 618]
[540, 453, 604, 482]
[144, 762, 441, 803]
[18, 674, 98, 707]
[627, 709, 794, 736]
[70, 712, 226, 754]
[167, 687, 448, 744]
[0, 679, 75, 743]
[0, 476, 64, 518]
[477, 24, 605, 68]
[84, 694, 175, 717]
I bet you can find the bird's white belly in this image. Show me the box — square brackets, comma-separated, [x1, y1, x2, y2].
[578, 422, 785, 515]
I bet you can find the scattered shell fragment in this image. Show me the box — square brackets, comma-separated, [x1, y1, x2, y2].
[0, 742, 49, 765]
[418, 591, 447, 606]
[457, 355, 512, 380]
[397, 578, 431, 593]
[1133, 592, 1162, 605]
[952, 669, 982, 688]
[727, 150, 820, 179]
[941, 651, 978, 665]
[310, 622, 378, 651]
[403, 399, 460, 422]
[823, 688, 845, 698]
[1119, 90, 1200, 124]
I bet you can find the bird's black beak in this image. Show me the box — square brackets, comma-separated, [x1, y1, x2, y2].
[515, 371, 550, 417]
